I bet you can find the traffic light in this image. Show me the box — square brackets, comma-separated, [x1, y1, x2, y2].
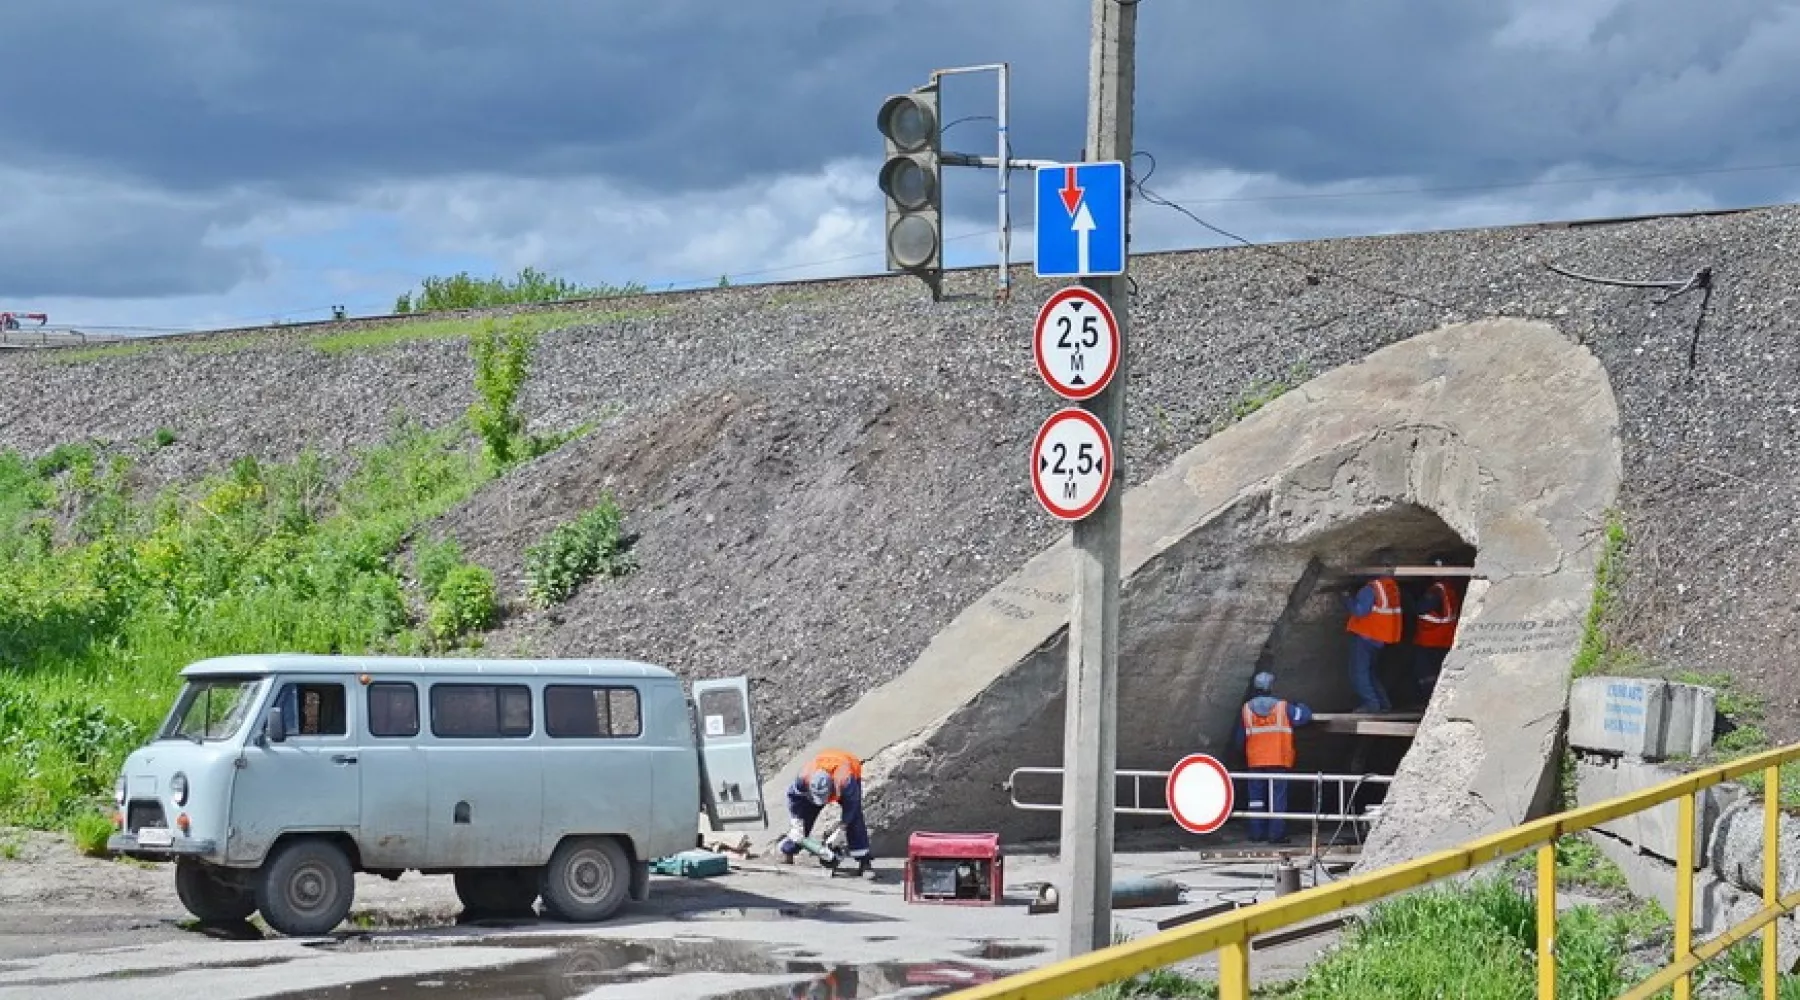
[877, 82, 943, 300]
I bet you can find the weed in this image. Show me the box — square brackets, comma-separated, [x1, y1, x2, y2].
[0, 420, 493, 827]
[1570, 510, 1628, 679]
[68, 809, 114, 857]
[152, 427, 177, 448]
[393, 266, 644, 315]
[1212, 363, 1312, 432]
[468, 318, 537, 469]
[412, 536, 465, 599]
[427, 564, 498, 647]
[523, 495, 634, 607]
[310, 308, 623, 354]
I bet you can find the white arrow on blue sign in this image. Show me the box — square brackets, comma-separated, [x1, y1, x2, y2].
[1033, 161, 1127, 278]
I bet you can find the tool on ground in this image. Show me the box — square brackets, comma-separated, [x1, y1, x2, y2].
[904, 831, 1003, 905]
[649, 849, 731, 878]
[1026, 875, 1187, 915]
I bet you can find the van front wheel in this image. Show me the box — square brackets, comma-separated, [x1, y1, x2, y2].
[541, 837, 630, 923]
[175, 859, 256, 923]
[256, 838, 356, 937]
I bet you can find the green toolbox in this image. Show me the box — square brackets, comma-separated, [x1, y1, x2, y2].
[650, 849, 731, 878]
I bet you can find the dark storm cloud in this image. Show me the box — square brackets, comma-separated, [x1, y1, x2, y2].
[6, 0, 1799, 202]
[7, 0, 1800, 198]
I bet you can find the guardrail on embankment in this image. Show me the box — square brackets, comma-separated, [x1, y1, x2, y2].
[0, 327, 132, 349]
[954, 743, 1800, 1000]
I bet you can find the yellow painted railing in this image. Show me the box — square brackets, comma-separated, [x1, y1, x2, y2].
[953, 743, 1800, 1000]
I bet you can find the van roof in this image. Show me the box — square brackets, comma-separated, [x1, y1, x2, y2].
[179, 653, 681, 680]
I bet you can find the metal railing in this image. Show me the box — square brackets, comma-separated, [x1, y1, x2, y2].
[960, 744, 1800, 1000]
[1006, 766, 1392, 847]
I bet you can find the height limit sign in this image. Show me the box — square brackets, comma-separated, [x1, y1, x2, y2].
[1033, 286, 1119, 401]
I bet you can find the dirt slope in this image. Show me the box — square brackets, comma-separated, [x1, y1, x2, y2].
[3, 205, 1798, 771]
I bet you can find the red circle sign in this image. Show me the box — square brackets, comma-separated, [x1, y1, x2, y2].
[1166, 753, 1234, 835]
[1030, 407, 1114, 521]
[1033, 286, 1120, 401]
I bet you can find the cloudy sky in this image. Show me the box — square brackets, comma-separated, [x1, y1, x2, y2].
[6, 0, 1800, 332]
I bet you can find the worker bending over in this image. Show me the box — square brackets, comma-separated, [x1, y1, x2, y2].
[1231, 672, 1314, 844]
[778, 749, 874, 875]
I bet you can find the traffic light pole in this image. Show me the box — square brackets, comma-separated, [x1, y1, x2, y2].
[1058, 0, 1136, 961]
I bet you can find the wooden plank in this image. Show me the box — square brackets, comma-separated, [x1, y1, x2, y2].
[1311, 712, 1422, 723]
[1339, 565, 1484, 578]
[1316, 720, 1419, 738]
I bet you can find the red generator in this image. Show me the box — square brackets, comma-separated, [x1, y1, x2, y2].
[904, 831, 1003, 906]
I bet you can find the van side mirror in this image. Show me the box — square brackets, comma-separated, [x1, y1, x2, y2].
[263, 706, 286, 744]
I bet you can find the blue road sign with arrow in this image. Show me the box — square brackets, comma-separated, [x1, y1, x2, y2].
[1034, 161, 1126, 278]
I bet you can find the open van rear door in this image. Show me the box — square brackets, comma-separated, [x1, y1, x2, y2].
[691, 676, 767, 830]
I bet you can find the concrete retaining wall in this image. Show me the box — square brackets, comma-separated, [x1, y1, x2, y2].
[762, 318, 1622, 862]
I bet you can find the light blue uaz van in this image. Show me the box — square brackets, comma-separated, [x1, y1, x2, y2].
[106, 653, 767, 936]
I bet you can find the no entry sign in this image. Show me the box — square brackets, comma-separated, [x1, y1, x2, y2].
[1166, 753, 1233, 835]
[1030, 407, 1113, 521]
[1033, 286, 1119, 400]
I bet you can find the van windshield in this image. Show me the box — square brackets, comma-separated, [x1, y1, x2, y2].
[159, 677, 263, 743]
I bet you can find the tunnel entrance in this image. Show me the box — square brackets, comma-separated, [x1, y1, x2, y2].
[1089, 500, 1480, 852]
[994, 498, 1481, 852]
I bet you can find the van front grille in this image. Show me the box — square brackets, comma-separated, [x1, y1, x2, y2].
[127, 800, 166, 833]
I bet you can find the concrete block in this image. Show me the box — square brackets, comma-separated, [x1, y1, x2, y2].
[1588, 831, 1800, 972]
[1568, 675, 1718, 761]
[1576, 758, 1737, 863]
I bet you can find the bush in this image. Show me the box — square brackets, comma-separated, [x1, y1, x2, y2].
[468, 319, 536, 469]
[68, 809, 115, 858]
[394, 266, 644, 315]
[427, 563, 498, 645]
[0, 421, 494, 827]
[412, 536, 464, 599]
[523, 496, 634, 606]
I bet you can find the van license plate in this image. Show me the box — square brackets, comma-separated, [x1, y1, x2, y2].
[137, 827, 173, 847]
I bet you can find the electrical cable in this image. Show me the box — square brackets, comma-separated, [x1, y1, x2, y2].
[1129, 149, 1465, 316]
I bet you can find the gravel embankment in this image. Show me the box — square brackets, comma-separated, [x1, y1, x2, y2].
[3, 204, 1797, 768]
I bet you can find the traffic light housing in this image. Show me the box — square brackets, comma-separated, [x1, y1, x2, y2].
[877, 83, 943, 300]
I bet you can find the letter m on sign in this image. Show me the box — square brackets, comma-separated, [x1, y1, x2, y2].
[1063, 480, 1079, 501]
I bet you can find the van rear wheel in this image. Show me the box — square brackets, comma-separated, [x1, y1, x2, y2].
[255, 838, 355, 937]
[174, 858, 256, 923]
[540, 837, 630, 923]
[454, 868, 540, 917]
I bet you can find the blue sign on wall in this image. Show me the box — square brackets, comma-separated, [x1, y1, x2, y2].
[1034, 160, 1127, 278]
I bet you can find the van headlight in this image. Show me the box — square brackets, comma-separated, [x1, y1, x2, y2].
[114, 775, 127, 806]
[170, 772, 188, 807]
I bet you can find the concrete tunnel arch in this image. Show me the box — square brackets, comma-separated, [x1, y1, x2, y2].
[761, 318, 1623, 868]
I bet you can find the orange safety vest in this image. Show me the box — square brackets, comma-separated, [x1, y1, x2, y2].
[1346, 576, 1403, 644]
[804, 749, 863, 800]
[1242, 701, 1295, 769]
[1415, 580, 1461, 649]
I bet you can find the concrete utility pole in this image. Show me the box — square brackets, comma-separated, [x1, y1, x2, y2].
[1058, 0, 1135, 961]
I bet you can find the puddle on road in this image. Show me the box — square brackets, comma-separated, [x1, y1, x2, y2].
[957, 941, 1047, 960]
[265, 934, 1010, 999]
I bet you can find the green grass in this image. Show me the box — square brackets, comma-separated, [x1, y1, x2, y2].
[310, 306, 664, 354]
[1501, 835, 1631, 894]
[0, 418, 497, 830]
[1570, 510, 1630, 679]
[1212, 363, 1313, 432]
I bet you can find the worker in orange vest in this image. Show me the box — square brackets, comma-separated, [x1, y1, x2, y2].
[1411, 557, 1463, 699]
[1230, 672, 1313, 844]
[1342, 558, 1403, 713]
[777, 749, 873, 874]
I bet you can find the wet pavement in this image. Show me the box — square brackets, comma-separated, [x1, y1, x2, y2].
[0, 839, 1352, 999]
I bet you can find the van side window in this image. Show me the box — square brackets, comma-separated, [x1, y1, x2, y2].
[545, 685, 643, 739]
[367, 682, 419, 738]
[430, 683, 533, 739]
[275, 682, 348, 737]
